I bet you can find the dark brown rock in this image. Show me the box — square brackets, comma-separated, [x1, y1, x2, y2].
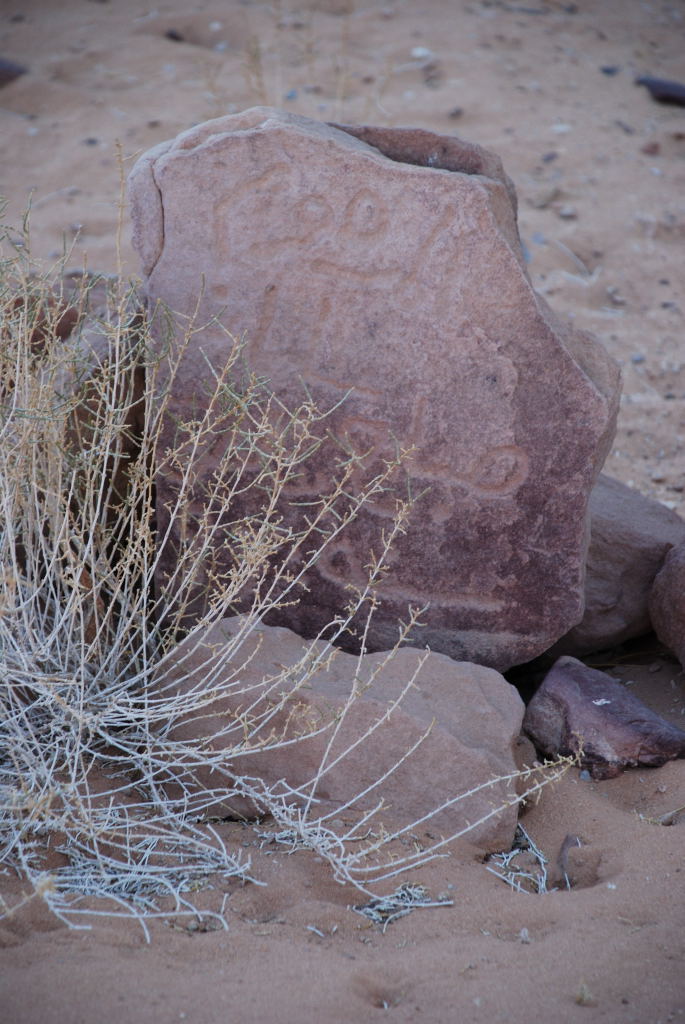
[649, 540, 685, 669]
[524, 655, 685, 779]
[550, 475, 685, 657]
[0, 57, 27, 89]
[128, 107, 620, 670]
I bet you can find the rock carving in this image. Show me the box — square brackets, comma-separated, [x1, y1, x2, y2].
[128, 107, 620, 670]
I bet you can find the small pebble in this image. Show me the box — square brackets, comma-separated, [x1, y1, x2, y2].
[631, 353, 646, 364]
[529, 186, 559, 209]
[0, 56, 28, 88]
[557, 205, 577, 219]
[600, 65, 621, 76]
[579, 769, 591, 781]
[448, 106, 463, 119]
[606, 286, 626, 306]
[284, 88, 298, 101]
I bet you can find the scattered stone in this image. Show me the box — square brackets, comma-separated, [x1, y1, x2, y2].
[557, 204, 577, 219]
[527, 185, 560, 209]
[650, 540, 685, 669]
[550, 475, 685, 657]
[129, 107, 620, 671]
[524, 656, 685, 779]
[157, 616, 526, 850]
[636, 75, 685, 107]
[0, 57, 27, 88]
[421, 60, 443, 89]
[600, 65, 620, 76]
[447, 106, 464, 119]
[605, 285, 626, 306]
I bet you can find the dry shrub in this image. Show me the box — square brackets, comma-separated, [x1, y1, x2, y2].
[0, 214, 571, 938]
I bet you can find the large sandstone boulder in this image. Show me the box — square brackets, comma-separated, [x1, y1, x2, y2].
[650, 540, 685, 669]
[129, 108, 620, 671]
[155, 616, 526, 851]
[550, 475, 685, 657]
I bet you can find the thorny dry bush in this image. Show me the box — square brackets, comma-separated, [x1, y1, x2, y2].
[0, 215, 573, 939]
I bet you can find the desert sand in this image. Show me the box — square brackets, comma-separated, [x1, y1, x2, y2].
[1, 1, 684, 1021]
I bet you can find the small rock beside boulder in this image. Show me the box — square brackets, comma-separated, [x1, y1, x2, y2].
[524, 655, 685, 779]
[650, 539, 685, 670]
[156, 616, 526, 851]
[550, 474, 685, 657]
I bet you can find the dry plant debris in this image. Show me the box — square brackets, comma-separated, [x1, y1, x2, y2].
[351, 882, 452, 933]
[486, 824, 554, 895]
[0, 213, 573, 938]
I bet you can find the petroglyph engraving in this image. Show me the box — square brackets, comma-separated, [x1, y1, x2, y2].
[131, 109, 621, 669]
[468, 445, 529, 495]
[318, 539, 368, 588]
[379, 580, 505, 612]
[340, 187, 389, 238]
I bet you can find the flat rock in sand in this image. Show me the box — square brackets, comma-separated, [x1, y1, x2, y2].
[129, 107, 620, 671]
[524, 655, 685, 779]
[156, 616, 526, 851]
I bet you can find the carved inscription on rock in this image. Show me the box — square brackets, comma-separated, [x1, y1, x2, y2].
[129, 108, 621, 670]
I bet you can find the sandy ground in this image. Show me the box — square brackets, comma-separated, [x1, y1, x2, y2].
[1, 1, 685, 1021]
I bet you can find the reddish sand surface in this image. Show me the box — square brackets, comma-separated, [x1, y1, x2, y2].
[1, 1, 684, 1022]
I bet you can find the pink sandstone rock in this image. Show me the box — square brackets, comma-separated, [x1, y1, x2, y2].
[156, 616, 526, 851]
[650, 540, 685, 669]
[550, 475, 685, 656]
[128, 107, 620, 671]
[523, 655, 685, 779]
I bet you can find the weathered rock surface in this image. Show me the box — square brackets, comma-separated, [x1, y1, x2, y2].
[129, 107, 620, 671]
[524, 655, 685, 779]
[550, 475, 685, 656]
[649, 540, 685, 669]
[157, 616, 526, 850]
